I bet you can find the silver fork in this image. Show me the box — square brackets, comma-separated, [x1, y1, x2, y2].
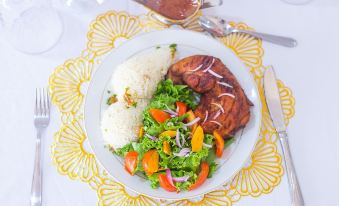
[31, 88, 50, 206]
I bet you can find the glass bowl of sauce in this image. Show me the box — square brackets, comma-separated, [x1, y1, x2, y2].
[135, 0, 217, 24]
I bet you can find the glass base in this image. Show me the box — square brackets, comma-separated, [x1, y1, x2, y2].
[7, 6, 63, 54]
[281, 0, 313, 5]
[60, 0, 106, 11]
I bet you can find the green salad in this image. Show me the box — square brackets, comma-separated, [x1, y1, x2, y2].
[115, 79, 234, 192]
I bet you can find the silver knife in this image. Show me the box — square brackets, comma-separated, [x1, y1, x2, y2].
[264, 66, 304, 206]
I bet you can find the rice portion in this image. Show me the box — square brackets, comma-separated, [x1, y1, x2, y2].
[101, 47, 174, 149]
[111, 47, 174, 100]
[101, 100, 148, 149]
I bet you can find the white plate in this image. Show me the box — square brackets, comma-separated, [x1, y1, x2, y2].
[84, 29, 261, 200]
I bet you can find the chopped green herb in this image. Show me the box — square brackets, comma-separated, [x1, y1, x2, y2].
[156, 46, 161, 49]
[169, 43, 177, 49]
[169, 43, 177, 57]
[124, 87, 137, 108]
[106, 94, 117, 105]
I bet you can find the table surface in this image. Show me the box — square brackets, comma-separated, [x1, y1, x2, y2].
[1, 0, 338, 205]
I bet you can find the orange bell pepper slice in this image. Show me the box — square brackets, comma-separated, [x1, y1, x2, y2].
[159, 130, 177, 138]
[124, 151, 138, 175]
[188, 161, 209, 191]
[186, 110, 197, 132]
[138, 127, 144, 138]
[149, 109, 171, 123]
[191, 125, 204, 152]
[142, 149, 159, 176]
[213, 130, 225, 158]
[163, 141, 171, 155]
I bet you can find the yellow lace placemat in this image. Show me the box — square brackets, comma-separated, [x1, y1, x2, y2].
[48, 10, 295, 206]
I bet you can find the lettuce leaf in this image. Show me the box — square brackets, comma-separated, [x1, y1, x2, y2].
[142, 79, 199, 136]
[153, 79, 200, 110]
[172, 170, 197, 191]
[169, 148, 209, 172]
[148, 173, 160, 189]
[114, 143, 133, 156]
[225, 137, 235, 148]
[204, 134, 214, 145]
[208, 161, 218, 178]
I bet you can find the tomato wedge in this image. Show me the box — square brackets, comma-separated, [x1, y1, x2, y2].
[124, 151, 138, 175]
[159, 174, 177, 192]
[213, 130, 225, 158]
[176, 101, 187, 116]
[149, 109, 170, 123]
[188, 162, 209, 191]
[142, 149, 159, 175]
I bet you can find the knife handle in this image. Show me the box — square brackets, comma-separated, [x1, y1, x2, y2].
[278, 131, 305, 206]
[235, 29, 297, 48]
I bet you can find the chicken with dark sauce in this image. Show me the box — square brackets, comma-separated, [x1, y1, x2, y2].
[167, 55, 253, 138]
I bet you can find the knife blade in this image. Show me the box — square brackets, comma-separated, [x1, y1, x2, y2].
[264, 66, 286, 133]
[264, 66, 304, 206]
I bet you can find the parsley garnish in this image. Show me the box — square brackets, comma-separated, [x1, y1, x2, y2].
[106, 94, 117, 105]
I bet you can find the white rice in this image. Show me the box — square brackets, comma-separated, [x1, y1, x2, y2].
[101, 100, 148, 149]
[111, 47, 174, 100]
[101, 47, 174, 149]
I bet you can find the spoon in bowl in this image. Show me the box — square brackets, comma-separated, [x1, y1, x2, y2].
[199, 15, 297, 48]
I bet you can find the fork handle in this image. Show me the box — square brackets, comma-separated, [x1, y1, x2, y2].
[30, 130, 42, 206]
[278, 132, 304, 206]
[234, 29, 297, 48]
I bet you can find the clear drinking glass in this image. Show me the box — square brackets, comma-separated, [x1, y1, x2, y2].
[1, 0, 63, 54]
[60, 0, 107, 11]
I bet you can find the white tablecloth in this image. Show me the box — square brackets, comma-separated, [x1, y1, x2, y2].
[1, 0, 338, 205]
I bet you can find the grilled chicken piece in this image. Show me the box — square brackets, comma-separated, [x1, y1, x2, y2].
[167, 55, 253, 138]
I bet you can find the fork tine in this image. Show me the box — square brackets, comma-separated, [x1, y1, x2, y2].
[47, 89, 50, 115]
[38, 88, 41, 116]
[44, 88, 50, 116]
[42, 88, 46, 116]
[39, 88, 43, 116]
[40, 88, 43, 115]
[35, 88, 38, 115]
[35, 88, 50, 117]
[37, 88, 40, 116]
